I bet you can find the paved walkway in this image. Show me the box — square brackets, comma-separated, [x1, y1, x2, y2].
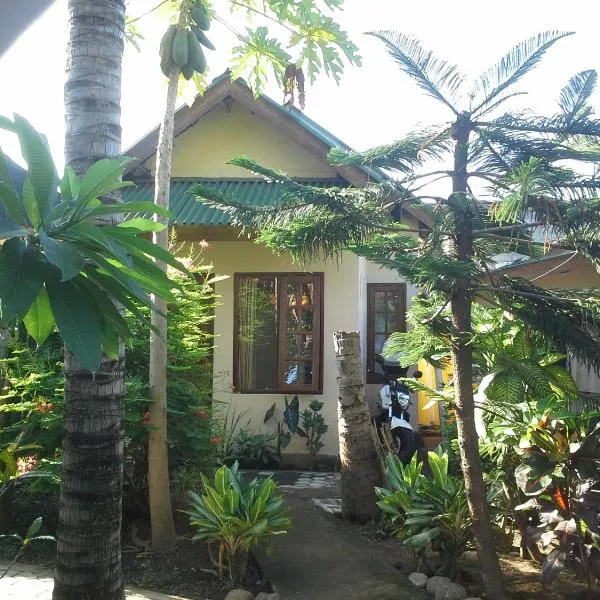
[0, 562, 189, 600]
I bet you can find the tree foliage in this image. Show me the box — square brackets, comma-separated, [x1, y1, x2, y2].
[191, 31, 600, 598]
[0, 116, 187, 372]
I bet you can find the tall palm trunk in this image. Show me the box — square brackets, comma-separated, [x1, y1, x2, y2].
[450, 114, 508, 600]
[53, 2, 126, 599]
[147, 0, 191, 550]
[333, 331, 381, 520]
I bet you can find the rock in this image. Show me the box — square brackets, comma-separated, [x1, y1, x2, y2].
[255, 594, 281, 600]
[224, 590, 255, 600]
[435, 582, 468, 600]
[408, 572, 429, 588]
[426, 576, 452, 595]
[355, 583, 407, 599]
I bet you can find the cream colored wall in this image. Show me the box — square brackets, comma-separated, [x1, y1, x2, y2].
[145, 100, 338, 179]
[196, 241, 361, 456]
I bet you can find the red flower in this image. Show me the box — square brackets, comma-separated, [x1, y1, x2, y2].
[142, 411, 150, 425]
[195, 409, 209, 420]
[210, 436, 222, 445]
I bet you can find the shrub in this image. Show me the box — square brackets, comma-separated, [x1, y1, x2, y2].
[186, 462, 291, 582]
[376, 450, 472, 578]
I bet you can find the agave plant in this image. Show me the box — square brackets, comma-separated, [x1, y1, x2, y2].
[186, 462, 291, 582]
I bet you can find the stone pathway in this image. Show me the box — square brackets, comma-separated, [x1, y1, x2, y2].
[256, 470, 339, 490]
[0, 562, 190, 600]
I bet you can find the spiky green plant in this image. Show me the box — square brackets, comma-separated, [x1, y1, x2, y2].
[185, 462, 291, 583]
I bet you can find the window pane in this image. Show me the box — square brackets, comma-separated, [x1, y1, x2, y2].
[375, 334, 386, 354]
[375, 313, 386, 333]
[285, 333, 313, 359]
[284, 361, 313, 385]
[236, 276, 277, 391]
[375, 292, 387, 311]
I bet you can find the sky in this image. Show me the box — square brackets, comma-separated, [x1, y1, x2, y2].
[2, 0, 600, 173]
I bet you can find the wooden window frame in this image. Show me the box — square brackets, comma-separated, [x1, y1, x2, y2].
[233, 272, 324, 394]
[366, 283, 407, 383]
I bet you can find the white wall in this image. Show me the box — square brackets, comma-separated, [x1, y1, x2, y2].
[198, 240, 361, 456]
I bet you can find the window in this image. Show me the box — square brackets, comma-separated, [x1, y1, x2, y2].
[234, 273, 323, 393]
[366, 283, 406, 382]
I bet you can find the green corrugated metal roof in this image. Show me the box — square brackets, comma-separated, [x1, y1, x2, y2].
[122, 179, 344, 226]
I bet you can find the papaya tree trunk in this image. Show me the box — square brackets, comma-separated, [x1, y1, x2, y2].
[53, 2, 126, 599]
[147, 1, 193, 550]
[450, 114, 508, 600]
[147, 62, 179, 551]
[333, 331, 381, 520]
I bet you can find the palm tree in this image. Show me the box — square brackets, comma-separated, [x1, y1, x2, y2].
[194, 31, 600, 598]
[55, 1, 127, 598]
[333, 331, 382, 520]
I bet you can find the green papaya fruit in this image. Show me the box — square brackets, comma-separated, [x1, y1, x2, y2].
[187, 30, 207, 74]
[159, 25, 177, 77]
[190, 6, 210, 31]
[194, 28, 215, 51]
[181, 60, 195, 81]
[171, 28, 189, 68]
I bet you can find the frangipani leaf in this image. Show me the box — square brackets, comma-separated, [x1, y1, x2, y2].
[23, 285, 55, 345]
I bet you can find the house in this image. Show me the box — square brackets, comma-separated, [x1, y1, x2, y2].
[495, 251, 600, 394]
[123, 74, 440, 465]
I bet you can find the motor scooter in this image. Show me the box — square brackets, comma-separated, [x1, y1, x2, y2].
[373, 352, 424, 465]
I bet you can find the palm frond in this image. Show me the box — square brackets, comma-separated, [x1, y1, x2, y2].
[368, 31, 464, 114]
[471, 31, 573, 115]
[328, 127, 453, 173]
[558, 70, 597, 124]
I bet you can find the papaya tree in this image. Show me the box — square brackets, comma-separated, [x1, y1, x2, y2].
[194, 32, 600, 599]
[128, 0, 361, 548]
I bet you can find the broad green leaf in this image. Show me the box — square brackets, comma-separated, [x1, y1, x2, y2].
[63, 223, 133, 268]
[0, 149, 25, 223]
[0, 238, 45, 322]
[46, 277, 103, 372]
[14, 114, 58, 225]
[22, 177, 40, 229]
[101, 321, 120, 359]
[84, 267, 158, 327]
[0, 219, 27, 239]
[0, 116, 16, 133]
[23, 285, 55, 345]
[40, 230, 84, 281]
[75, 275, 131, 342]
[102, 227, 191, 275]
[25, 517, 43, 539]
[84, 201, 172, 220]
[77, 157, 133, 208]
[117, 217, 165, 232]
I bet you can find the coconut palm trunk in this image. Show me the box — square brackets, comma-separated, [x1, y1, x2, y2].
[333, 331, 381, 520]
[53, 2, 126, 599]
